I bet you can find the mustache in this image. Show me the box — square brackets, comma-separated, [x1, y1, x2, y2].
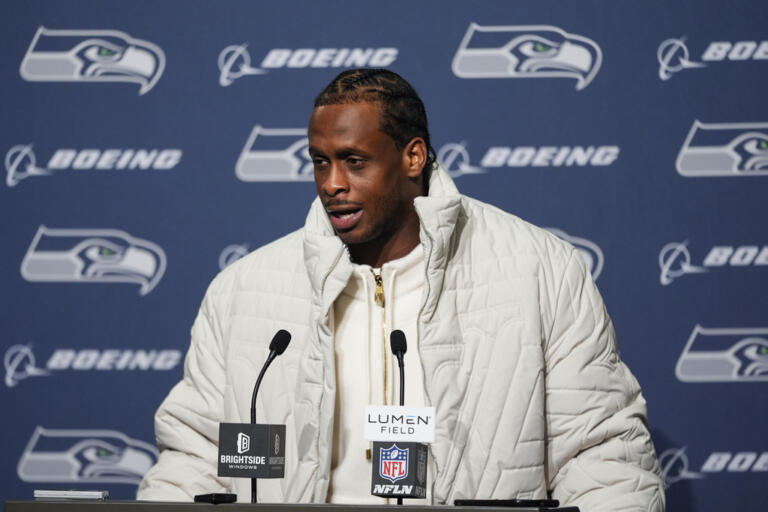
[323, 200, 362, 209]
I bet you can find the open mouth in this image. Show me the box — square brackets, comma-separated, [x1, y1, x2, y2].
[328, 207, 363, 231]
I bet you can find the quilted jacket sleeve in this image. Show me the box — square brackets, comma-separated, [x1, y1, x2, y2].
[545, 249, 665, 511]
[137, 289, 231, 500]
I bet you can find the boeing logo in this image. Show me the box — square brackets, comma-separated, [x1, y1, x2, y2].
[5, 145, 50, 187]
[660, 446, 768, 487]
[659, 241, 768, 285]
[438, 141, 620, 175]
[436, 143, 484, 178]
[4, 345, 182, 388]
[5, 145, 182, 187]
[677, 121, 768, 176]
[20, 27, 165, 95]
[657, 38, 706, 81]
[4, 345, 50, 387]
[218, 44, 397, 87]
[659, 447, 704, 487]
[676, 326, 768, 382]
[217, 44, 266, 86]
[452, 23, 602, 90]
[658, 242, 707, 285]
[658, 37, 768, 81]
[20, 226, 167, 295]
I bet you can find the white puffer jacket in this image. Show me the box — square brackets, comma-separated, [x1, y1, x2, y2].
[138, 168, 665, 511]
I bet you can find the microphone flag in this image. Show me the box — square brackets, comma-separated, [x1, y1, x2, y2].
[217, 423, 285, 478]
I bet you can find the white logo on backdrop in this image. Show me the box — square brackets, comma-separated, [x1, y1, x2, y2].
[659, 241, 768, 285]
[546, 228, 604, 280]
[236, 126, 312, 182]
[20, 226, 167, 295]
[18, 426, 158, 485]
[452, 23, 602, 90]
[218, 44, 267, 86]
[677, 121, 768, 176]
[659, 447, 705, 487]
[218, 44, 398, 86]
[4, 345, 50, 387]
[658, 241, 707, 285]
[439, 142, 620, 172]
[20, 27, 165, 95]
[436, 143, 484, 178]
[676, 325, 768, 382]
[3, 345, 181, 388]
[219, 244, 250, 270]
[5, 145, 51, 187]
[658, 37, 768, 81]
[5, 145, 181, 187]
[660, 446, 768, 487]
[657, 38, 706, 81]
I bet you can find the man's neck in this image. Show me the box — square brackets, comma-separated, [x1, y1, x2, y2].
[348, 223, 421, 268]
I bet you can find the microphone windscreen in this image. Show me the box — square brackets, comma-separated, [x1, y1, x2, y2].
[269, 329, 292, 355]
[390, 329, 407, 354]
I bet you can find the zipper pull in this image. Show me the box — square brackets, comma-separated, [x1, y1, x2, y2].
[371, 269, 385, 308]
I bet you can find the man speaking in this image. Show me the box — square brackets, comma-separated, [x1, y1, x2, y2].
[138, 69, 664, 511]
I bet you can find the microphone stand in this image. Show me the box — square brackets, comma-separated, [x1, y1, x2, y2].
[249, 330, 291, 504]
[393, 342, 406, 506]
[250, 358, 272, 504]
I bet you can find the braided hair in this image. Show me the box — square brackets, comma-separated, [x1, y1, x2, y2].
[313, 69, 437, 185]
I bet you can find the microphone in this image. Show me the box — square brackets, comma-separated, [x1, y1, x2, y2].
[390, 330, 407, 407]
[390, 330, 407, 505]
[250, 329, 291, 503]
[251, 329, 291, 424]
[370, 330, 428, 502]
[214, 329, 291, 504]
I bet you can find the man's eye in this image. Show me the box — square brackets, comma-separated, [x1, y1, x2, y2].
[347, 157, 365, 167]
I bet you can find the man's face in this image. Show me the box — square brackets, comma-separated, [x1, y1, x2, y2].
[308, 102, 420, 248]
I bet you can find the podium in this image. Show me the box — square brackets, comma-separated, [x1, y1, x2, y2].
[5, 502, 578, 512]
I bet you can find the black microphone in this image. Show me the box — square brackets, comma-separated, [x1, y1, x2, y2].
[251, 329, 291, 423]
[390, 330, 407, 505]
[214, 329, 291, 505]
[250, 329, 291, 503]
[371, 330, 428, 502]
[390, 330, 407, 407]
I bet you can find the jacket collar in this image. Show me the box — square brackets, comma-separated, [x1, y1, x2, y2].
[302, 166, 463, 303]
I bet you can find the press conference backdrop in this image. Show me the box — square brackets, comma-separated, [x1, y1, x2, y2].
[1, 0, 766, 508]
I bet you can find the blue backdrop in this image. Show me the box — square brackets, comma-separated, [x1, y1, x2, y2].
[1, 1, 767, 509]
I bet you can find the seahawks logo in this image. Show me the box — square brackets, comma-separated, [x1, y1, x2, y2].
[676, 121, 768, 176]
[20, 226, 166, 295]
[20, 27, 165, 95]
[452, 23, 602, 90]
[546, 228, 604, 280]
[676, 325, 768, 382]
[17, 426, 157, 485]
[235, 126, 312, 182]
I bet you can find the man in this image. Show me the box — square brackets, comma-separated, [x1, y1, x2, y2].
[138, 69, 665, 510]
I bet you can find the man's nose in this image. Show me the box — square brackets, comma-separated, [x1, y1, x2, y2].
[322, 162, 349, 196]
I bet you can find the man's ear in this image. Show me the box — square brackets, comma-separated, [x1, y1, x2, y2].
[403, 137, 427, 179]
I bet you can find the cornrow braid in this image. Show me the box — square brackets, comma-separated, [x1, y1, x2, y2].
[314, 69, 437, 186]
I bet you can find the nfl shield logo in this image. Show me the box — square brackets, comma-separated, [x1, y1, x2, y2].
[379, 444, 409, 483]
